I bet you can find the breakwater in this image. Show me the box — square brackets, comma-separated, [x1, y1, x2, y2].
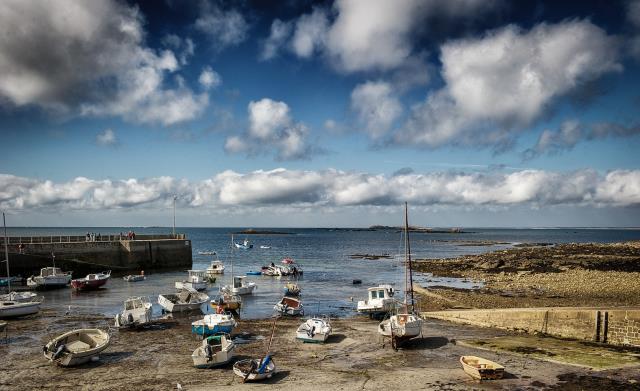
[2, 234, 192, 276]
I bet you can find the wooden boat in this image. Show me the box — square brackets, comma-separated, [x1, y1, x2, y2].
[296, 316, 332, 343]
[192, 334, 235, 368]
[460, 356, 505, 380]
[191, 313, 237, 336]
[273, 296, 304, 316]
[71, 270, 111, 290]
[115, 297, 153, 328]
[158, 287, 209, 313]
[233, 357, 276, 381]
[26, 266, 72, 289]
[212, 293, 242, 312]
[43, 328, 110, 367]
[175, 269, 208, 291]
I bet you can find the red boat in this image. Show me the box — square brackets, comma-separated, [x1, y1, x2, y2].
[71, 271, 111, 290]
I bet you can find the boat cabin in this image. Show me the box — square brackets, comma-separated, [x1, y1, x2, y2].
[188, 270, 207, 281]
[40, 267, 64, 277]
[233, 276, 246, 288]
[367, 285, 395, 301]
[124, 297, 151, 311]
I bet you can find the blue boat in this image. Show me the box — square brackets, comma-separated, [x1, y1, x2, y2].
[246, 271, 262, 275]
[191, 314, 237, 336]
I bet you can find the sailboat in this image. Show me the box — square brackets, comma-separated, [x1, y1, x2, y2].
[0, 212, 42, 319]
[221, 237, 257, 296]
[377, 203, 423, 348]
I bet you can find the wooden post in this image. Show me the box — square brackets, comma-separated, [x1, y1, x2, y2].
[594, 310, 601, 342]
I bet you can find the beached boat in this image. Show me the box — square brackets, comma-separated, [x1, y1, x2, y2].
[0, 321, 6, 332]
[206, 260, 225, 276]
[175, 269, 209, 291]
[43, 328, 110, 367]
[356, 284, 397, 315]
[283, 282, 300, 297]
[212, 293, 242, 312]
[233, 357, 276, 382]
[378, 203, 424, 347]
[192, 334, 235, 369]
[158, 287, 209, 313]
[114, 297, 153, 328]
[191, 313, 237, 336]
[123, 272, 145, 282]
[27, 266, 72, 289]
[0, 291, 38, 302]
[221, 276, 256, 295]
[296, 316, 332, 343]
[274, 296, 304, 316]
[71, 270, 111, 291]
[460, 356, 505, 380]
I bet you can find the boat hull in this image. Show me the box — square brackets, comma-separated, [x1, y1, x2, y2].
[158, 293, 209, 313]
[43, 329, 110, 367]
[296, 318, 331, 343]
[175, 281, 208, 291]
[0, 300, 41, 318]
[123, 275, 145, 282]
[191, 323, 235, 336]
[233, 358, 275, 381]
[378, 314, 423, 341]
[71, 278, 108, 291]
[27, 276, 71, 289]
[460, 356, 505, 380]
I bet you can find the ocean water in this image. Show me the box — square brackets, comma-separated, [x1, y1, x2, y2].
[5, 227, 640, 320]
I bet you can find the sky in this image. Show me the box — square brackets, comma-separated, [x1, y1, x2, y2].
[1, 0, 639, 228]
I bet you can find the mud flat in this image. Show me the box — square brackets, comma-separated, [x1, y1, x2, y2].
[1, 309, 639, 390]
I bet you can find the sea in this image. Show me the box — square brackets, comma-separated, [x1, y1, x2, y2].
[4, 227, 640, 320]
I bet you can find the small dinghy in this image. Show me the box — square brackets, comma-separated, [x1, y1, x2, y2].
[0, 321, 7, 332]
[191, 313, 237, 336]
[192, 334, 235, 368]
[460, 356, 505, 380]
[158, 287, 209, 313]
[212, 293, 242, 312]
[273, 296, 304, 316]
[123, 271, 145, 282]
[296, 316, 332, 343]
[115, 297, 153, 329]
[71, 271, 111, 291]
[233, 357, 276, 382]
[260, 245, 271, 249]
[246, 271, 262, 275]
[43, 329, 110, 367]
[283, 283, 300, 297]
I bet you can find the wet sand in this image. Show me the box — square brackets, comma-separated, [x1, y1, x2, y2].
[1, 309, 639, 390]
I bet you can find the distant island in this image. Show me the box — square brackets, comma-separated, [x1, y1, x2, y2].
[369, 225, 467, 233]
[232, 229, 294, 235]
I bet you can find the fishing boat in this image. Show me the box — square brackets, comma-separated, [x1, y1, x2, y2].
[221, 276, 256, 295]
[233, 317, 278, 382]
[114, 297, 153, 328]
[158, 287, 209, 313]
[175, 269, 209, 291]
[191, 313, 237, 336]
[26, 266, 72, 289]
[296, 316, 332, 343]
[70, 270, 111, 291]
[123, 271, 145, 282]
[357, 284, 397, 315]
[283, 282, 300, 297]
[43, 328, 110, 367]
[460, 356, 505, 380]
[192, 334, 235, 368]
[0, 291, 38, 302]
[206, 260, 225, 276]
[273, 296, 304, 316]
[212, 293, 242, 312]
[378, 203, 424, 348]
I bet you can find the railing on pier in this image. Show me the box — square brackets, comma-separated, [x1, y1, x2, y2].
[1, 233, 186, 245]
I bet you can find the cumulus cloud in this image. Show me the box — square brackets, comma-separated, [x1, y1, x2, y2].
[225, 98, 315, 160]
[350, 81, 402, 138]
[290, 7, 329, 58]
[96, 128, 118, 147]
[161, 34, 195, 65]
[198, 67, 222, 90]
[260, 19, 293, 61]
[195, 2, 249, 50]
[396, 20, 622, 149]
[0, 0, 208, 126]
[2, 169, 639, 211]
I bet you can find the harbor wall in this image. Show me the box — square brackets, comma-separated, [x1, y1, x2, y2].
[422, 307, 640, 347]
[2, 234, 192, 277]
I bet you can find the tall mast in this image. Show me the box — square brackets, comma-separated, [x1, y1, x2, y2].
[3, 212, 10, 293]
[406, 203, 415, 312]
[403, 202, 409, 312]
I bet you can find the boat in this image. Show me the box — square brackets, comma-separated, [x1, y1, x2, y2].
[114, 296, 153, 328]
[378, 203, 424, 348]
[261, 265, 281, 276]
[212, 293, 242, 312]
[191, 313, 237, 336]
[175, 269, 209, 291]
[0, 291, 38, 302]
[296, 316, 332, 343]
[0, 321, 6, 332]
[233, 316, 277, 382]
[356, 284, 397, 315]
[232, 235, 253, 249]
[246, 270, 262, 275]
[281, 257, 294, 264]
[0, 277, 22, 287]
[123, 273, 145, 282]
[158, 287, 209, 313]
[43, 328, 110, 367]
[221, 276, 256, 296]
[273, 296, 304, 316]
[460, 356, 505, 380]
[192, 334, 235, 368]
[206, 259, 225, 276]
[70, 270, 111, 291]
[283, 282, 300, 297]
[26, 266, 72, 289]
[198, 251, 216, 255]
[260, 245, 271, 249]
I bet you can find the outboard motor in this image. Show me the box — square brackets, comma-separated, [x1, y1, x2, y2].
[52, 344, 66, 360]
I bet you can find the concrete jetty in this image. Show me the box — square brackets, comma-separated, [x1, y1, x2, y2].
[2, 233, 192, 276]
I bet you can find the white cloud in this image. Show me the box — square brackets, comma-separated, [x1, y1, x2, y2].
[96, 128, 118, 147]
[291, 7, 329, 58]
[260, 19, 293, 61]
[162, 34, 195, 65]
[198, 67, 222, 90]
[396, 20, 621, 148]
[350, 81, 402, 138]
[195, 3, 249, 50]
[2, 168, 639, 211]
[0, 0, 208, 126]
[225, 98, 315, 160]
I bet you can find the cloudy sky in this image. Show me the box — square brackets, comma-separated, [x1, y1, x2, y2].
[1, 0, 639, 227]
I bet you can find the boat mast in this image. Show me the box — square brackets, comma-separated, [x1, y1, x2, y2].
[403, 202, 409, 313]
[3, 212, 10, 293]
[406, 203, 415, 312]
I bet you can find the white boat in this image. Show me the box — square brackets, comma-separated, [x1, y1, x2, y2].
[192, 334, 236, 368]
[233, 357, 276, 382]
[357, 284, 397, 315]
[158, 287, 209, 313]
[232, 235, 253, 249]
[378, 203, 424, 347]
[114, 297, 153, 329]
[0, 291, 38, 302]
[0, 321, 6, 332]
[260, 245, 271, 249]
[273, 296, 304, 316]
[198, 251, 216, 255]
[43, 328, 110, 367]
[460, 355, 505, 380]
[123, 272, 145, 282]
[296, 316, 332, 343]
[206, 260, 225, 276]
[27, 266, 72, 289]
[221, 276, 256, 296]
[191, 313, 237, 336]
[175, 269, 209, 291]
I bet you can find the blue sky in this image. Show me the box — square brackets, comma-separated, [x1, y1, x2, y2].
[1, 0, 639, 227]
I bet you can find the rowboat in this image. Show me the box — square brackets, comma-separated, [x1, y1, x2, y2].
[460, 356, 505, 380]
[191, 313, 237, 336]
[114, 297, 153, 328]
[123, 272, 145, 282]
[158, 288, 209, 313]
[43, 329, 110, 367]
[296, 316, 332, 343]
[71, 271, 111, 290]
[233, 357, 276, 382]
[192, 334, 235, 368]
[274, 296, 304, 316]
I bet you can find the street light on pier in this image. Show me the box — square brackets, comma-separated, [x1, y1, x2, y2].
[172, 195, 177, 238]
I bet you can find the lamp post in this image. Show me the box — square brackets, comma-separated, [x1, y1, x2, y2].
[172, 195, 177, 238]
